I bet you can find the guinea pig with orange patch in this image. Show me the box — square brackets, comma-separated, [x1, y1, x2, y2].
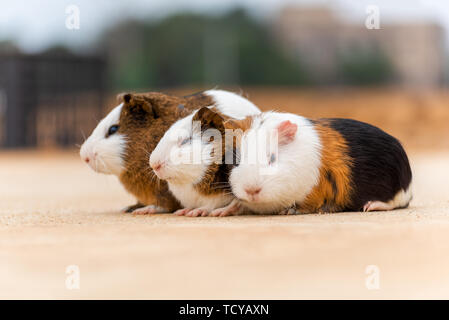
[79, 90, 260, 214]
[195, 110, 413, 216]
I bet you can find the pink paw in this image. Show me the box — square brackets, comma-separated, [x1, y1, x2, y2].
[132, 205, 160, 215]
[186, 208, 209, 217]
[363, 201, 393, 212]
[173, 208, 191, 216]
[210, 208, 226, 217]
[210, 206, 240, 217]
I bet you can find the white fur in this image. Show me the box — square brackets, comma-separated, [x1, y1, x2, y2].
[79, 103, 126, 175]
[363, 186, 413, 212]
[229, 112, 323, 214]
[150, 90, 261, 211]
[150, 113, 210, 184]
[205, 90, 260, 119]
[391, 187, 413, 208]
[169, 183, 234, 211]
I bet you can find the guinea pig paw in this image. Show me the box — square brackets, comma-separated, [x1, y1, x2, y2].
[210, 207, 238, 217]
[363, 201, 394, 212]
[210, 208, 225, 217]
[201, 210, 211, 217]
[173, 208, 192, 216]
[186, 208, 209, 217]
[132, 205, 165, 215]
[121, 203, 145, 213]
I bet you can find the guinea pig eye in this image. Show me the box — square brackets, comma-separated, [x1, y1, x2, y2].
[269, 153, 276, 164]
[106, 125, 119, 137]
[179, 137, 191, 146]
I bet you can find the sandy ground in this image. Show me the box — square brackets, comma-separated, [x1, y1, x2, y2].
[1, 150, 449, 299]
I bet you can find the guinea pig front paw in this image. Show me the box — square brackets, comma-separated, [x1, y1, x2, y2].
[210, 204, 241, 217]
[210, 207, 230, 217]
[173, 208, 192, 216]
[121, 203, 145, 213]
[131, 205, 166, 215]
[173, 208, 211, 217]
[186, 208, 210, 217]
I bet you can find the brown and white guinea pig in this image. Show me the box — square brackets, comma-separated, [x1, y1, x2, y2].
[148, 105, 259, 217]
[223, 111, 413, 215]
[79, 90, 260, 214]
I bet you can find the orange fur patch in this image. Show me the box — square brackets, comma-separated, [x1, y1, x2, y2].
[300, 120, 353, 213]
[224, 116, 253, 132]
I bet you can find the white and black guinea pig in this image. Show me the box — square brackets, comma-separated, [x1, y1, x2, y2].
[79, 90, 260, 214]
[226, 111, 412, 215]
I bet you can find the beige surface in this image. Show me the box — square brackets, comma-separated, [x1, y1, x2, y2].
[1, 150, 449, 299]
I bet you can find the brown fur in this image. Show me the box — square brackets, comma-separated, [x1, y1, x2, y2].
[222, 116, 254, 152]
[191, 111, 256, 199]
[300, 120, 353, 213]
[117, 92, 214, 212]
[190, 107, 232, 197]
[224, 117, 253, 132]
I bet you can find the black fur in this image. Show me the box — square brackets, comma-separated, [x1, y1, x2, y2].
[327, 118, 412, 211]
[326, 171, 338, 197]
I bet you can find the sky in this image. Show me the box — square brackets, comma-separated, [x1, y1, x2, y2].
[1, 0, 449, 52]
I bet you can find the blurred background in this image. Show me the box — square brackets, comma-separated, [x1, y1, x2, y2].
[1, 0, 449, 150]
[2, 1, 449, 300]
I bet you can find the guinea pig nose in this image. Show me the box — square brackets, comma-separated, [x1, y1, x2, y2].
[245, 187, 261, 196]
[152, 161, 163, 171]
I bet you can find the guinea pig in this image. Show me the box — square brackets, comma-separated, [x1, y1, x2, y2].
[79, 90, 260, 214]
[225, 111, 413, 215]
[149, 106, 258, 217]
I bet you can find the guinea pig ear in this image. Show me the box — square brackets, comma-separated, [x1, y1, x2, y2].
[277, 120, 298, 146]
[117, 92, 133, 104]
[120, 93, 156, 118]
[194, 107, 224, 130]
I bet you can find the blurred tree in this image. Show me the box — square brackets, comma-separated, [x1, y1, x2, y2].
[0, 40, 20, 55]
[338, 48, 393, 86]
[101, 8, 309, 89]
[41, 45, 75, 57]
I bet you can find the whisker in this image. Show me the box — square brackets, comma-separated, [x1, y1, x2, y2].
[97, 156, 108, 171]
[91, 115, 100, 125]
[80, 129, 87, 142]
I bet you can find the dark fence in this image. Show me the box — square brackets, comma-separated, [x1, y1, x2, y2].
[0, 53, 106, 148]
